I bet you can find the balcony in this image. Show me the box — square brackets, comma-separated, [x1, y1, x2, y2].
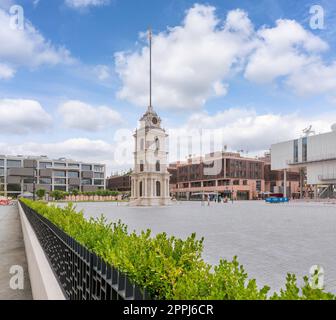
[7, 168, 34, 177]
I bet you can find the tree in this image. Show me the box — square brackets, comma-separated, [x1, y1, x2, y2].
[36, 189, 46, 200]
[50, 190, 65, 201]
[71, 189, 79, 196]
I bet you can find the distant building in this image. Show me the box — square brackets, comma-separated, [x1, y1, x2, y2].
[0, 155, 106, 197]
[107, 173, 131, 192]
[271, 127, 336, 198]
[170, 152, 265, 201]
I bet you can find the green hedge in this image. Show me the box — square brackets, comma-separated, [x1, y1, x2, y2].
[21, 199, 335, 300]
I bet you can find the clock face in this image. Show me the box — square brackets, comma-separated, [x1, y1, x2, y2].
[152, 117, 158, 125]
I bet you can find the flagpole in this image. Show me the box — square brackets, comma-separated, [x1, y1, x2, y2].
[149, 28, 152, 109]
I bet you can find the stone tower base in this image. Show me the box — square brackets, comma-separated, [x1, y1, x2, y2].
[129, 197, 172, 207]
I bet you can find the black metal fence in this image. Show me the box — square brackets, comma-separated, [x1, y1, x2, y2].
[20, 201, 151, 300]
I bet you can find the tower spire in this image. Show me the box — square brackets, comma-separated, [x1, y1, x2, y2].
[148, 27, 153, 113]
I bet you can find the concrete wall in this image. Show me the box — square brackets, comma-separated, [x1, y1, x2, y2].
[18, 203, 66, 300]
[271, 140, 293, 170]
[307, 131, 336, 162]
[307, 160, 336, 184]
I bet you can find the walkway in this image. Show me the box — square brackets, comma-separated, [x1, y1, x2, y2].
[0, 203, 32, 300]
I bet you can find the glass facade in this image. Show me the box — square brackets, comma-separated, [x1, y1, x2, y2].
[1, 157, 105, 194]
[7, 160, 21, 168]
[40, 178, 52, 184]
[94, 172, 104, 179]
[302, 137, 308, 162]
[82, 164, 92, 171]
[68, 171, 80, 178]
[82, 179, 92, 185]
[54, 162, 66, 168]
[54, 178, 66, 185]
[39, 162, 52, 169]
[94, 165, 104, 172]
[54, 171, 66, 177]
[68, 163, 80, 169]
[293, 139, 298, 163]
[94, 179, 104, 186]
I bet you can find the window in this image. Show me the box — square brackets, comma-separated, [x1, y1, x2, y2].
[68, 171, 79, 178]
[68, 163, 80, 169]
[191, 182, 202, 188]
[139, 181, 143, 197]
[40, 178, 52, 185]
[24, 178, 34, 184]
[7, 160, 21, 168]
[156, 181, 161, 197]
[39, 162, 52, 169]
[256, 180, 262, 192]
[293, 139, 298, 163]
[82, 164, 92, 171]
[81, 179, 92, 185]
[7, 184, 21, 192]
[54, 171, 66, 177]
[302, 137, 308, 162]
[0, 168, 4, 176]
[54, 178, 66, 185]
[156, 161, 160, 172]
[233, 180, 240, 185]
[54, 162, 66, 168]
[94, 172, 104, 179]
[218, 180, 230, 186]
[243, 180, 248, 185]
[155, 137, 160, 150]
[0, 159, 4, 167]
[94, 165, 104, 172]
[140, 161, 144, 172]
[54, 186, 66, 191]
[94, 179, 104, 186]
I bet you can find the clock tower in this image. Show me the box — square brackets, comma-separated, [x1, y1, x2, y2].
[130, 29, 171, 206]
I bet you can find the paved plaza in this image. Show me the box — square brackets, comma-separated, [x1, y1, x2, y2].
[71, 200, 336, 294]
[0, 204, 32, 300]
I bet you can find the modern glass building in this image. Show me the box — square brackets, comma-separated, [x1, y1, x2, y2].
[0, 155, 106, 196]
[271, 127, 336, 198]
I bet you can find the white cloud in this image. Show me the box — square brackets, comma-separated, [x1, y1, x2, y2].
[175, 108, 335, 156]
[93, 64, 111, 81]
[286, 60, 336, 97]
[65, 0, 110, 9]
[0, 99, 52, 134]
[0, 63, 15, 79]
[0, 0, 13, 9]
[245, 19, 328, 84]
[115, 5, 255, 110]
[58, 100, 123, 132]
[0, 8, 74, 78]
[116, 5, 336, 109]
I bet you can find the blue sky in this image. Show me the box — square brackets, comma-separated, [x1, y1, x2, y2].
[0, 0, 336, 173]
